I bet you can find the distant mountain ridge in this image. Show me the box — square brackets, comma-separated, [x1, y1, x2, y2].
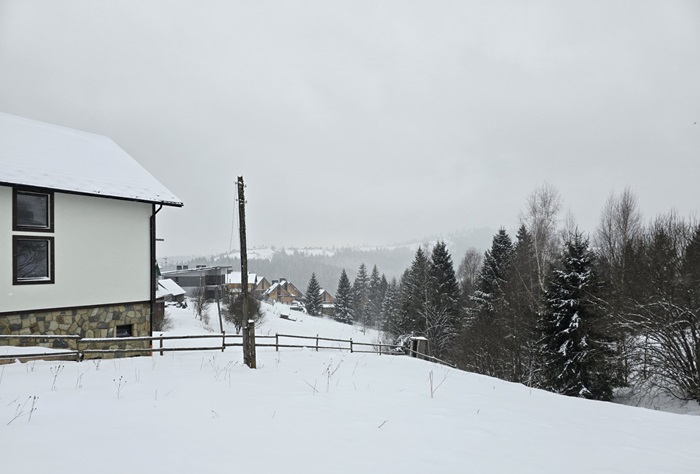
[159, 227, 496, 293]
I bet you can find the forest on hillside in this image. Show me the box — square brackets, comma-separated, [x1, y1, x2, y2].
[163, 182, 700, 405]
[160, 228, 495, 292]
[321, 183, 700, 405]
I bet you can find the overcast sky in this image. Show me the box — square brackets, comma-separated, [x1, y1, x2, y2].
[1, 1, 699, 257]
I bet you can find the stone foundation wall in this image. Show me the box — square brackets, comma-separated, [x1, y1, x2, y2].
[0, 302, 151, 358]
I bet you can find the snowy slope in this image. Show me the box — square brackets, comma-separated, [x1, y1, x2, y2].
[1, 305, 700, 473]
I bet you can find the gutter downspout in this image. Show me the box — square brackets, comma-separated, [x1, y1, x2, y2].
[150, 204, 163, 339]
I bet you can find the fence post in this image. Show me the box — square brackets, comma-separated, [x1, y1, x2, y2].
[159, 334, 164, 356]
[316, 334, 319, 352]
[275, 333, 279, 352]
[222, 331, 226, 352]
[350, 338, 353, 353]
[75, 338, 81, 362]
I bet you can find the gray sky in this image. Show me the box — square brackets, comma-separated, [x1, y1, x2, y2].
[1, 1, 699, 257]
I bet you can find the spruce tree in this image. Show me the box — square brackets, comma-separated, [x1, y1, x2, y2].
[352, 263, 370, 327]
[382, 278, 401, 334]
[539, 231, 614, 400]
[398, 247, 430, 337]
[471, 228, 514, 314]
[425, 241, 462, 359]
[334, 269, 354, 324]
[367, 265, 383, 329]
[503, 224, 540, 383]
[394, 268, 415, 338]
[304, 273, 323, 316]
[463, 228, 514, 377]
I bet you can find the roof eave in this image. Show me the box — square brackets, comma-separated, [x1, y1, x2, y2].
[0, 180, 184, 207]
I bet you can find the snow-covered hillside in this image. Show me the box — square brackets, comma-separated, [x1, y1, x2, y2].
[1, 304, 700, 473]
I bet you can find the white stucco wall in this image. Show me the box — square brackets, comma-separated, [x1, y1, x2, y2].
[1, 186, 153, 313]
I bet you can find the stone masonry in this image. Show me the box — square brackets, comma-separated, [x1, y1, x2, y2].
[0, 302, 151, 358]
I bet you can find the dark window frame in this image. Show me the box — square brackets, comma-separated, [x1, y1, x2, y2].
[12, 235, 55, 285]
[13, 187, 54, 232]
[116, 324, 133, 338]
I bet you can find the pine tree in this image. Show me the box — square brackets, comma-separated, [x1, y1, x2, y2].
[304, 273, 323, 316]
[334, 269, 354, 324]
[352, 263, 369, 327]
[425, 241, 462, 359]
[539, 231, 614, 400]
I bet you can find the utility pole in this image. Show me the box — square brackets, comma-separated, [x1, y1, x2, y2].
[238, 176, 256, 368]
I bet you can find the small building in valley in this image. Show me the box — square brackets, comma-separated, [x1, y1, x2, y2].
[264, 279, 303, 304]
[319, 288, 335, 316]
[157, 278, 186, 304]
[161, 266, 231, 299]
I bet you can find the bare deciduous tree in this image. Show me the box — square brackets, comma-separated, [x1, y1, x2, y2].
[596, 187, 643, 290]
[192, 279, 210, 325]
[457, 247, 482, 302]
[623, 300, 700, 402]
[617, 215, 700, 402]
[520, 182, 562, 291]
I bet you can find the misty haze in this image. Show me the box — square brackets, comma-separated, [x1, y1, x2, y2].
[1, 2, 700, 473]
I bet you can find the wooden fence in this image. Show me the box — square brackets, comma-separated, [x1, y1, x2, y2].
[0, 333, 458, 368]
[0, 332, 406, 362]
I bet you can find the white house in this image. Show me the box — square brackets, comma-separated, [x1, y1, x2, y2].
[0, 112, 182, 352]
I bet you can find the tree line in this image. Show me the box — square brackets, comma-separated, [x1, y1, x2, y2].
[320, 184, 700, 404]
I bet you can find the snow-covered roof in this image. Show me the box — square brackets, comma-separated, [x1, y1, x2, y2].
[0, 112, 183, 206]
[158, 278, 186, 297]
[226, 272, 257, 285]
[155, 287, 169, 299]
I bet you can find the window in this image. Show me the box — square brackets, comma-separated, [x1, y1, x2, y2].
[13, 236, 55, 284]
[12, 187, 56, 285]
[116, 324, 133, 338]
[13, 189, 54, 232]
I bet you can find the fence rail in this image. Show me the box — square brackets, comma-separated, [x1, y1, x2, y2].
[0, 333, 451, 367]
[0, 332, 404, 360]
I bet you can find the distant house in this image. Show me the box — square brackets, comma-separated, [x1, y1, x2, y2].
[253, 276, 271, 298]
[161, 266, 231, 299]
[264, 279, 303, 304]
[0, 112, 183, 353]
[319, 289, 335, 316]
[225, 272, 258, 292]
[156, 279, 186, 304]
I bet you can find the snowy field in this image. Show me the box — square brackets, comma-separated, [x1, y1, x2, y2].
[1, 303, 700, 473]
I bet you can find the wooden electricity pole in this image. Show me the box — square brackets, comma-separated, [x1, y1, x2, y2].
[238, 176, 256, 368]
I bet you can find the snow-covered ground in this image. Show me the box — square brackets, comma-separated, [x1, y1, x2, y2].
[2, 303, 700, 473]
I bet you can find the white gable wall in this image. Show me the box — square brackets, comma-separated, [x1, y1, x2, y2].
[0, 187, 10, 294]
[1, 187, 152, 313]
